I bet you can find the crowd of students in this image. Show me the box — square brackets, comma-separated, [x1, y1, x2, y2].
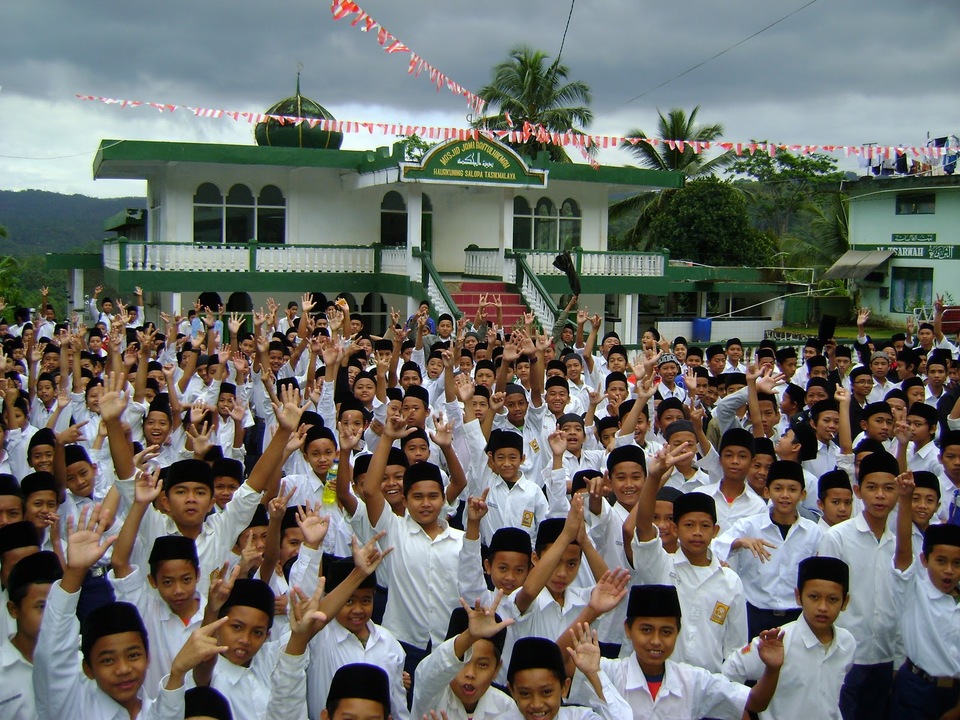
[0, 287, 958, 720]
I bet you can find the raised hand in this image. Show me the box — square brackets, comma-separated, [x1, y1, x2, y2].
[587, 568, 631, 615]
[896, 471, 915, 499]
[134, 466, 163, 505]
[757, 627, 786, 669]
[566, 622, 602, 677]
[287, 581, 329, 640]
[548, 429, 568, 457]
[237, 531, 264, 577]
[207, 563, 241, 616]
[834, 386, 850, 405]
[383, 413, 416, 441]
[133, 444, 161, 472]
[65, 503, 117, 572]
[56, 421, 88, 446]
[755, 368, 785, 394]
[274, 383, 305, 431]
[429, 414, 453, 448]
[169, 617, 230, 683]
[456, 375, 476, 404]
[857, 308, 870, 328]
[459, 590, 515, 639]
[466, 488, 490, 524]
[351, 531, 393, 576]
[295, 502, 330, 549]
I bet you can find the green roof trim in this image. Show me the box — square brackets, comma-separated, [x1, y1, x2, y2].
[104, 208, 145, 232]
[46, 252, 103, 271]
[94, 140, 375, 179]
[94, 138, 685, 189]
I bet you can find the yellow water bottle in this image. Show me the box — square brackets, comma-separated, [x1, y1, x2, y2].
[323, 459, 339, 505]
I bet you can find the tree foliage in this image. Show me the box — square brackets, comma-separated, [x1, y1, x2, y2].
[472, 45, 592, 163]
[612, 106, 734, 250]
[725, 144, 846, 238]
[647, 177, 774, 267]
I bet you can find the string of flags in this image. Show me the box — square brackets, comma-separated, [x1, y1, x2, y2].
[329, 0, 486, 117]
[74, 94, 952, 162]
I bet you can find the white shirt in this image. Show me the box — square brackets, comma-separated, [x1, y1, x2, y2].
[108, 564, 205, 699]
[518, 668, 633, 720]
[722, 616, 856, 720]
[307, 620, 407, 720]
[33, 581, 187, 720]
[715, 512, 822, 610]
[115, 478, 263, 596]
[906, 440, 941, 475]
[411, 637, 517, 720]
[891, 556, 960, 677]
[464, 418, 567, 545]
[817, 514, 898, 664]
[209, 641, 309, 720]
[514, 584, 593, 645]
[0, 636, 37, 720]
[632, 531, 748, 673]
[492, 402, 548, 485]
[803, 440, 840, 480]
[373, 510, 463, 649]
[693, 482, 767, 533]
[577, 655, 749, 720]
[662, 466, 712, 492]
[867, 377, 898, 404]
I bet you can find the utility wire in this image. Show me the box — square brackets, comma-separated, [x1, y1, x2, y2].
[597, 0, 821, 118]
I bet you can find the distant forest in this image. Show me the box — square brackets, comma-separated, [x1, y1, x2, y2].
[0, 189, 144, 256]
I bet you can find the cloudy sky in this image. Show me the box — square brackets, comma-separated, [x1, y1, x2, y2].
[2, 0, 957, 197]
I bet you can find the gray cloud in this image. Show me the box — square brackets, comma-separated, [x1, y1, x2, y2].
[2, 0, 956, 195]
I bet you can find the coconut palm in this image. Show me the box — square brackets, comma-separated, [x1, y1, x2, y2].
[611, 106, 734, 250]
[472, 45, 592, 163]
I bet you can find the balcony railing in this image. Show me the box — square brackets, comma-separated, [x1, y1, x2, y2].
[464, 247, 666, 278]
[103, 239, 406, 276]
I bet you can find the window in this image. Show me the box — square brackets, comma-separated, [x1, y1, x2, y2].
[192, 183, 286, 244]
[890, 266, 933, 313]
[513, 197, 533, 250]
[896, 193, 935, 215]
[380, 191, 407, 247]
[513, 196, 582, 250]
[559, 198, 582, 249]
[421, 194, 433, 251]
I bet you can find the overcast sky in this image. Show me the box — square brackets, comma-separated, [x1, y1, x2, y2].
[2, 0, 957, 197]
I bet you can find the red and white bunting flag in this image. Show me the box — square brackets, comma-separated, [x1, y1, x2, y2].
[377, 27, 390, 46]
[331, 0, 359, 21]
[385, 40, 408, 53]
[349, 11, 368, 26]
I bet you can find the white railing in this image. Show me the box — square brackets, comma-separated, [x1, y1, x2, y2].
[124, 243, 249, 272]
[379, 247, 408, 275]
[425, 272, 455, 318]
[518, 272, 556, 330]
[586, 252, 664, 277]
[103, 242, 120, 270]
[464, 249, 502, 277]
[517, 250, 665, 277]
[256, 245, 375, 273]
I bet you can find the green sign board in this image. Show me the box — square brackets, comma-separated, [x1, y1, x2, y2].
[860, 244, 959, 260]
[400, 138, 547, 188]
[891, 233, 936, 243]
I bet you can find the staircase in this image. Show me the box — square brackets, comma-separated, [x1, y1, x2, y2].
[449, 281, 528, 330]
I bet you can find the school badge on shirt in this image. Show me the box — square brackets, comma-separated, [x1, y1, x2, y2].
[521, 510, 535, 528]
[710, 602, 730, 625]
[529, 439, 540, 454]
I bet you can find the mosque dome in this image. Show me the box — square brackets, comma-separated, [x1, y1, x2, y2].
[254, 75, 343, 150]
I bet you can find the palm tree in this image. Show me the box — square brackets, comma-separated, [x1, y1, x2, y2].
[472, 46, 592, 163]
[781, 192, 849, 270]
[611, 106, 734, 249]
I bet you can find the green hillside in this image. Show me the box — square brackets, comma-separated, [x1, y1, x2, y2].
[0, 189, 144, 256]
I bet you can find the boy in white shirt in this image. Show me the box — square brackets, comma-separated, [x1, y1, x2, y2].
[33, 504, 226, 720]
[890, 473, 960, 719]
[714, 460, 822, 639]
[723, 556, 856, 720]
[2, 550, 62, 720]
[629, 445, 748, 672]
[817, 449, 900, 719]
[411, 599, 516, 720]
[562, 583, 783, 719]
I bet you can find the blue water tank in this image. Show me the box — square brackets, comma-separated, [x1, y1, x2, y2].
[691, 317, 712, 343]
